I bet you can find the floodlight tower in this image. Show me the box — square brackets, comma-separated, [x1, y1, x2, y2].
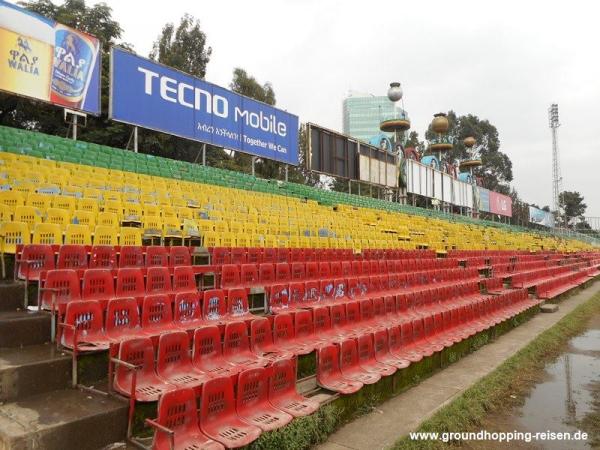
[549, 104, 562, 217]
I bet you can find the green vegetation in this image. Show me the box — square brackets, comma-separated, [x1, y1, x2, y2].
[393, 288, 600, 450]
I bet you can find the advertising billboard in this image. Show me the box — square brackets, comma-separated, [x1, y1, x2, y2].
[110, 47, 299, 165]
[489, 191, 513, 217]
[308, 123, 358, 179]
[529, 206, 555, 228]
[0, 0, 101, 115]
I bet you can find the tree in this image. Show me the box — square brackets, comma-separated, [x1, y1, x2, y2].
[150, 14, 211, 79]
[403, 130, 426, 155]
[559, 191, 587, 227]
[1, 0, 126, 145]
[425, 111, 512, 194]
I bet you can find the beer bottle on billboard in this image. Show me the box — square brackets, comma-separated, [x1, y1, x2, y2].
[50, 24, 99, 110]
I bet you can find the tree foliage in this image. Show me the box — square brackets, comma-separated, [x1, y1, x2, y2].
[559, 191, 587, 226]
[425, 111, 513, 194]
[150, 14, 211, 79]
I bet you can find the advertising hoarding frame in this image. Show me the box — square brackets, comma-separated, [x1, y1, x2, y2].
[109, 46, 299, 165]
[0, 0, 102, 116]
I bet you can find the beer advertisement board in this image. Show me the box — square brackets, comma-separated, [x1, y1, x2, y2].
[0, 0, 101, 115]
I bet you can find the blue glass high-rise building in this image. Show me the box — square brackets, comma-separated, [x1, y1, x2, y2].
[342, 92, 407, 143]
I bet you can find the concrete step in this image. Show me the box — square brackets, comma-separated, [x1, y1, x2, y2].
[0, 282, 26, 312]
[0, 388, 128, 450]
[0, 310, 51, 347]
[0, 344, 71, 402]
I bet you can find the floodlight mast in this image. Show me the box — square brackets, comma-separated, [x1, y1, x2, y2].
[549, 104, 562, 222]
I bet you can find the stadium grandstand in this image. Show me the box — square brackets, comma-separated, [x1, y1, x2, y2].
[0, 125, 599, 450]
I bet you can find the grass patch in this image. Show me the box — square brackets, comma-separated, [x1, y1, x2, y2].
[393, 289, 600, 450]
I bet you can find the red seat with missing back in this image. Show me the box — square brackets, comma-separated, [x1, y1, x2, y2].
[237, 367, 293, 431]
[119, 246, 144, 268]
[316, 344, 363, 394]
[192, 325, 240, 377]
[113, 336, 177, 402]
[169, 246, 192, 267]
[149, 387, 224, 450]
[61, 300, 109, 351]
[268, 357, 319, 417]
[89, 245, 117, 269]
[156, 331, 209, 392]
[40, 269, 81, 313]
[223, 321, 268, 370]
[105, 297, 143, 342]
[82, 268, 115, 309]
[173, 291, 205, 331]
[146, 246, 169, 267]
[338, 339, 381, 385]
[57, 245, 87, 271]
[199, 376, 262, 448]
[249, 317, 293, 362]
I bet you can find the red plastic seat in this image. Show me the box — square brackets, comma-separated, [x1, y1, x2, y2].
[388, 323, 422, 363]
[16, 244, 55, 282]
[273, 313, 312, 355]
[61, 300, 109, 351]
[268, 357, 319, 417]
[156, 331, 210, 392]
[275, 263, 290, 283]
[174, 291, 206, 331]
[199, 376, 262, 448]
[305, 280, 320, 303]
[276, 248, 290, 263]
[289, 282, 306, 306]
[330, 262, 342, 278]
[141, 294, 178, 338]
[226, 288, 253, 321]
[312, 306, 342, 343]
[192, 326, 240, 377]
[258, 263, 275, 286]
[318, 262, 331, 279]
[237, 367, 293, 431]
[249, 317, 292, 362]
[247, 248, 263, 264]
[146, 266, 173, 296]
[146, 246, 169, 267]
[240, 263, 259, 286]
[202, 289, 227, 323]
[57, 245, 87, 270]
[211, 247, 231, 265]
[291, 262, 305, 280]
[338, 339, 381, 384]
[39, 269, 81, 313]
[105, 297, 143, 342]
[173, 266, 197, 294]
[116, 267, 145, 306]
[316, 344, 363, 394]
[223, 321, 268, 369]
[169, 246, 192, 267]
[220, 264, 240, 289]
[82, 268, 115, 309]
[268, 283, 291, 314]
[305, 262, 318, 279]
[356, 333, 396, 377]
[89, 245, 117, 269]
[113, 336, 177, 402]
[292, 309, 320, 352]
[119, 246, 144, 268]
[263, 248, 276, 264]
[230, 247, 247, 265]
[149, 387, 224, 450]
[329, 303, 357, 339]
[290, 248, 305, 263]
[372, 329, 409, 369]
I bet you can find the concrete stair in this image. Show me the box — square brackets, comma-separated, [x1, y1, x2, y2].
[0, 281, 129, 450]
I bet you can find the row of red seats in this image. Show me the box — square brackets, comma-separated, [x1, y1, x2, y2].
[210, 246, 436, 265]
[536, 271, 591, 299]
[220, 259, 464, 289]
[316, 288, 537, 394]
[144, 358, 318, 449]
[511, 265, 575, 289]
[481, 277, 506, 294]
[60, 289, 255, 350]
[39, 266, 200, 313]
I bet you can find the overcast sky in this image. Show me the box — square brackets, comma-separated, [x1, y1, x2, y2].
[38, 0, 600, 215]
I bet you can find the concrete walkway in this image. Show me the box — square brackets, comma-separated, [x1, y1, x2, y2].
[317, 281, 600, 450]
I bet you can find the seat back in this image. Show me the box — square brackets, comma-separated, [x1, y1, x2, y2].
[273, 313, 295, 345]
[17, 244, 55, 281]
[174, 291, 202, 325]
[62, 300, 104, 346]
[220, 264, 240, 288]
[202, 289, 226, 321]
[268, 284, 289, 313]
[169, 246, 191, 267]
[275, 263, 290, 283]
[157, 331, 192, 375]
[200, 376, 236, 425]
[227, 288, 249, 318]
[141, 294, 173, 329]
[153, 388, 198, 449]
[313, 306, 331, 335]
[223, 321, 250, 356]
[89, 245, 117, 269]
[173, 266, 196, 293]
[330, 303, 347, 330]
[106, 297, 141, 335]
[317, 344, 341, 378]
[82, 268, 115, 301]
[146, 266, 172, 294]
[250, 317, 274, 353]
[192, 325, 223, 366]
[258, 263, 274, 285]
[289, 282, 305, 306]
[294, 309, 314, 340]
[240, 263, 259, 286]
[357, 333, 376, 364]
[119, 246, 144, 268]
[115, 267, 145, 298]
[40, 269, 81, 311]
[237, 367, 270, 413]
[115, 337, 155, 393]
[269, 357, 297, 398]
[146, 246, 169, 267]
[57, 244, 88, 270]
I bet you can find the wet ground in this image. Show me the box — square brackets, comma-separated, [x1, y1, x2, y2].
[470, 315, 600, 449]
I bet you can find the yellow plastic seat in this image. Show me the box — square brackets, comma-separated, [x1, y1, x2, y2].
[120, 227, 142, 246]
[65, 223, 92, 245]
[0, 190, 25, 209]
[46, 208, 71, 227]
[97, 211, 120, 227]
[32, 223, 63, 245]
[26, 192, 53, 210]
[78, 198, 99, 215]
[202, 231, 220, 248]
[72, 209, 96, 228]
[0, 221, 30, 254]
[94, 225, 118, 246]
[103, 200, 123, 217]
[52, 196, 77, 213]
[14, 205, 43, 227]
